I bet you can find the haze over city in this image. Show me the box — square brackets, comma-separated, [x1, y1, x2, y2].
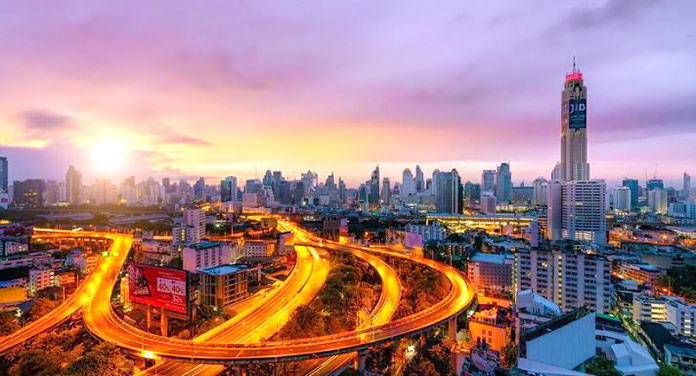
[1, 1, 695, 186]
[1, 2, 696, 376]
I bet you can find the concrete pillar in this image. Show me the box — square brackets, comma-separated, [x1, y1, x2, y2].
[448, 316, 457, 340]
[146, 306, 152, 330]
[358, 349, 367, 374]
[160, 309, 168, 337]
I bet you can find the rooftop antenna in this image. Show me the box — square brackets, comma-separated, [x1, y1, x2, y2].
[573, 56, 577, 73]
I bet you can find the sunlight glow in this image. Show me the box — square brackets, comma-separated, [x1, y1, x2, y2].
[91, 140, 127, 172]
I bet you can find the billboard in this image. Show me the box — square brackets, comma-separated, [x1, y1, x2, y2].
[127, 264, 188, 314]
[568, 98, 586, 129]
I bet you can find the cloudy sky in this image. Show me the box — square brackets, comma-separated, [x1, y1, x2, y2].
[1, 0, 694, 187]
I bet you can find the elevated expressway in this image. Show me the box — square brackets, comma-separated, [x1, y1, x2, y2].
[1, 221, 475, 371]
[0, 228, 125, 354]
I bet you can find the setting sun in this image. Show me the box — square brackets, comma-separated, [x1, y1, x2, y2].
[91, 140, 126, 172]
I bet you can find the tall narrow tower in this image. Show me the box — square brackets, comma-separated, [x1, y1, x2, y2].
[560, 59, 589, 181]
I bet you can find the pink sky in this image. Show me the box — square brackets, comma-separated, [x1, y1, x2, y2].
[0, 1, 694, 188]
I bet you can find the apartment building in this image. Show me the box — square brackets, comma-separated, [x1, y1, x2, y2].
[514, 247, 612, 314]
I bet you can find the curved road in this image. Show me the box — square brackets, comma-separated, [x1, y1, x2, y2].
[81, 224, 474, 363]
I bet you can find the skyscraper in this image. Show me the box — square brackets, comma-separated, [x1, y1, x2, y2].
[532, 177, 548, 206]
[369, 166, 380, 206]
[560, 60, 589, 182]
[612, 186, 631, 212]
[0, 156, 7, 193]
[646, 179, 664, 191]
[65, 165, 82, 205]
[434, 169, 461, 214]
[481, 170, 495, 193]
[622, 178, 640, 210]
[547, 180, 563, 241]
[381, 177, 390, 206]
[495, 162, 512, 203]
[220, 176, 238, 203]
[415, 165, 424, 192]
[401, 168, 415, 198]
[684, 173, 691, 192]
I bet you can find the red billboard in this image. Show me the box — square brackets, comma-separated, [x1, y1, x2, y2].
[127, 264, 188, 314]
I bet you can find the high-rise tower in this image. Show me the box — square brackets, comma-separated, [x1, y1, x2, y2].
[560, 59, 589, 181]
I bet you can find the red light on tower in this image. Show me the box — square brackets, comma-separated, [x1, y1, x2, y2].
[565, 72, 583, 82]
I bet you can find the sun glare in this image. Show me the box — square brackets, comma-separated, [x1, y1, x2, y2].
[91, 140, 127, 172]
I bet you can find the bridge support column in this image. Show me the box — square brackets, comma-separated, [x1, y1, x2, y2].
[160, 309, 168, 337]
[146, 305, 152, 330]
[448, 316, 457, 340]
[358, 349, 367, 374]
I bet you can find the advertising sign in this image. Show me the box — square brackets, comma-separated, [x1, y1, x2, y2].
[568, 98, 586, 129]
[127, 264, 188, 314]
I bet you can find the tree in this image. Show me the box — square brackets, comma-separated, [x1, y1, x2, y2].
[61, 343, 130, 376]
[22, 298, 57, 323]
[657, 364, 684, 376]
[8, 350, 63, 376]
[0, 311, 21, 335]
[585, 354, 622, 376]
[502, 341, 518, 368]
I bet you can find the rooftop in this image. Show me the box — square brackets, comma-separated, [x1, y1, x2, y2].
[197, 264, 249, 276]
[470, 253, 509, 265]
[186, 241, 223, 250]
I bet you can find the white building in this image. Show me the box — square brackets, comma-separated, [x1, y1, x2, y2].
[404, 221, 447, 242]
[182, 241, 240, 272]
[648, 189, 668, 215]
[172, 208, 206, 251]
[633, 294, 668, 323]
[514, 248, 612, 314]
[665, 296, 696, 338]
[533, 177, 548, 206]
[562, 180, 607, 244]
[28, 267, 55, 294]
[480, 193, 497, 214]
[243, 240, 276, 258]
[613, 186, 632, 212]
[515, 289, 562, 343]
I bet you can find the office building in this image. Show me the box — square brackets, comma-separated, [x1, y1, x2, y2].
[514, 248, 612, 314]
[12, 179, 45, 207]
[0, 156, 7, 193]
[182, 241, 239, 272]
[648, 189, 668, 214]
[532, 177, 548, 206]
[220, 176, 238, 204]
[467, 253, 513, 292]
[665, 297, 696, 338]
[369, 166, 380, 207]
[172, 208, 206, 250]
[93, 178, 112, 205]
[243, 239, 276, 258]
[613, 186, 632, 212]
[481, 170, 496, 193]
[684, 173, 691, 193]
[546, 180, 563, 241]
[562, 180, 607, 244]
[434, 169, 461, 214]
[404, 222, 446, 242]
[480, 193, 497, 214]
[463, 182, 481, 205]
[622, 178, 640, 210]
[198, 264, 250, 311]
[633, 294, 668, 323]
[495, 162, 512, 203]
[193, 177, 205, 201]
[381, 177, 390, 206]
[65, 165, 82, 205]
[646, 179, 664, 191]
[400, 168, 415, 198]
[560, 61, 590, 181]
[415, 165, 424, 192]
[615, 262, 664, 288]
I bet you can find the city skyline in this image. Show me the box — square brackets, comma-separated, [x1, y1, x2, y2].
[1, 1, 695, 186]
